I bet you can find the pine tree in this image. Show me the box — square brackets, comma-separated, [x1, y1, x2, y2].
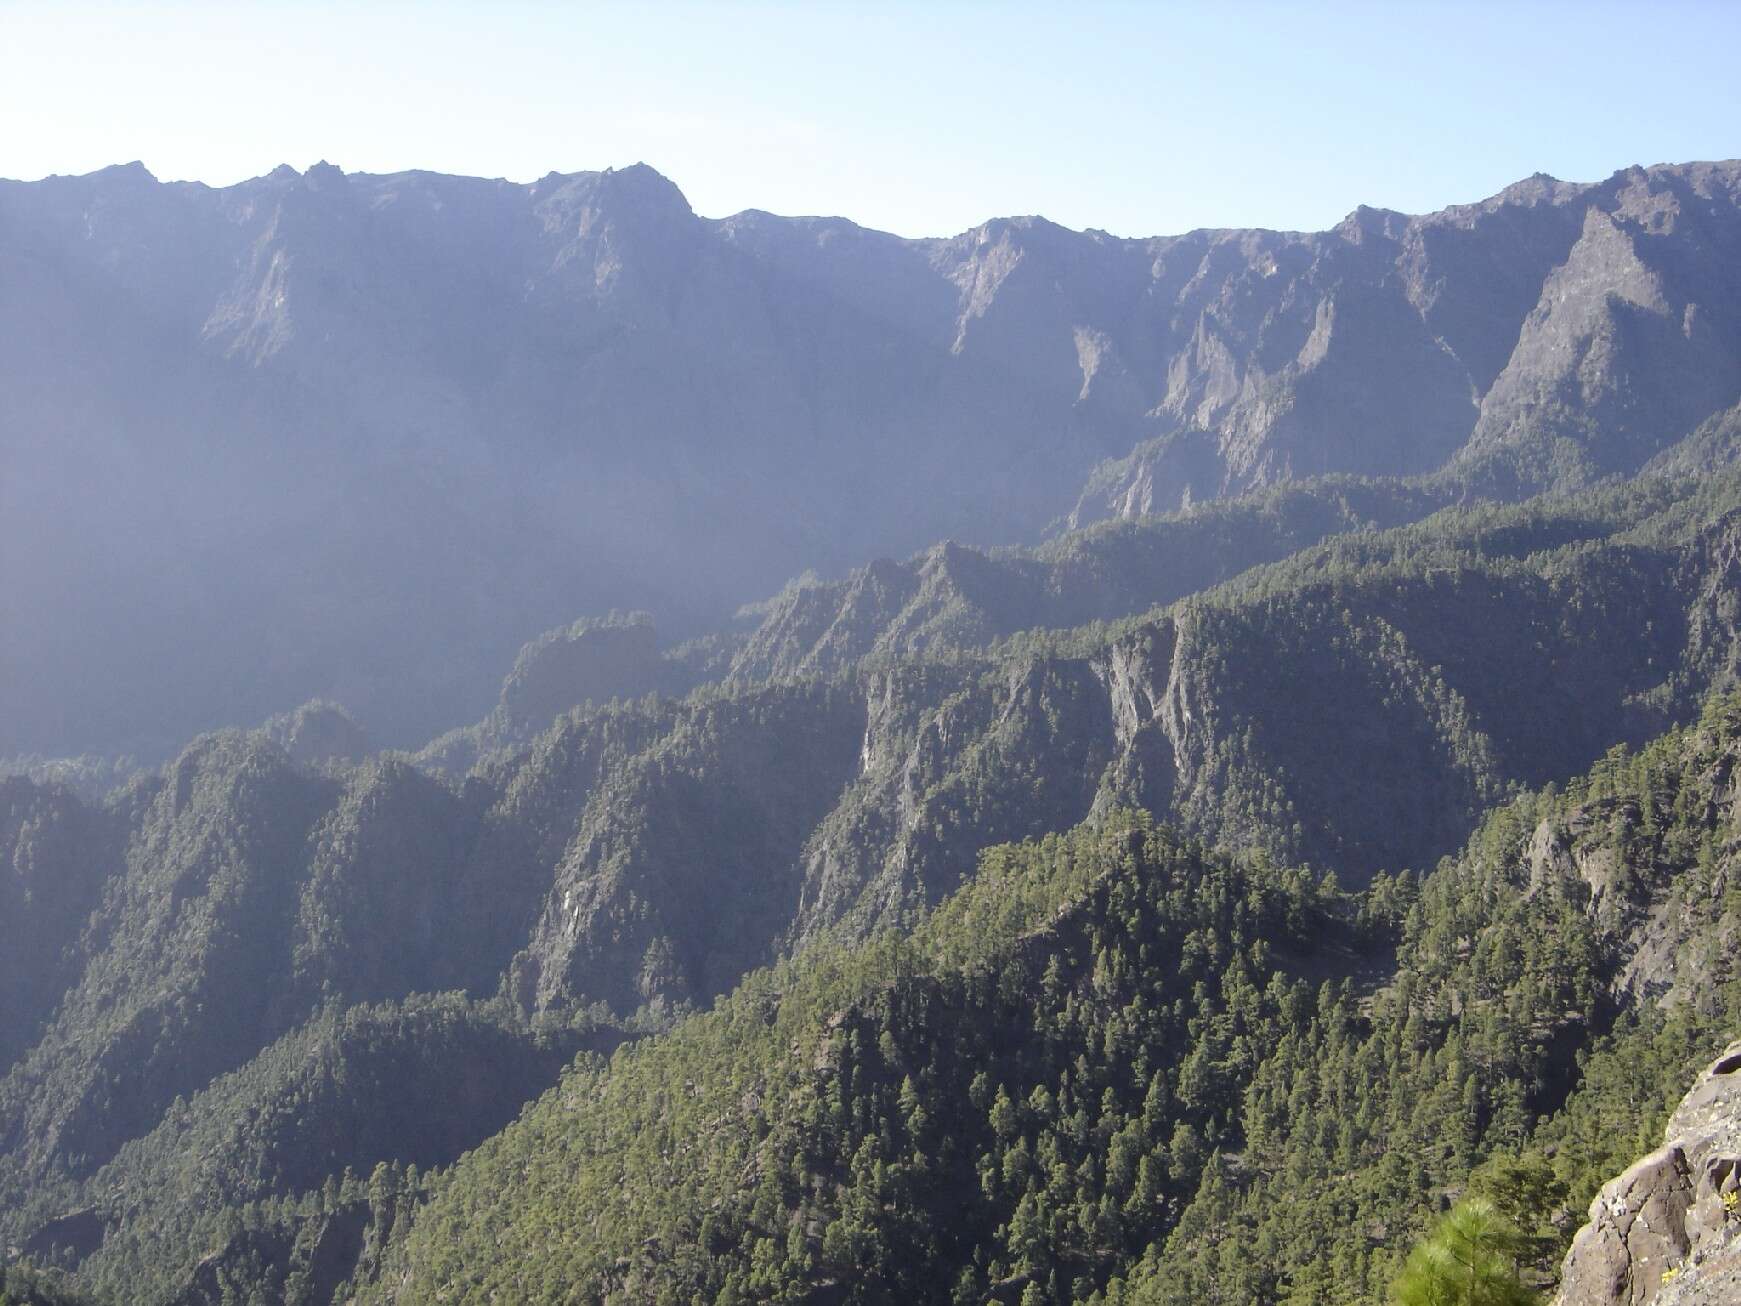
[1391, 1198, 1536, 1306]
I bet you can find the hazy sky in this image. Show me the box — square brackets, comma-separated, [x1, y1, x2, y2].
[3, 0, 1738, 238]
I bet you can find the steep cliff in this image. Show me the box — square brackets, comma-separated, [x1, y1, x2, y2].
[353, 690, 1741, 1305]
[1557, 1043, 1741, 1305]
[7, 160, 1741, 757]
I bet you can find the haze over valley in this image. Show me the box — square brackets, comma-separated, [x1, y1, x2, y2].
[7, 5, 1741, 1303]
[7, 158, 1741, 760]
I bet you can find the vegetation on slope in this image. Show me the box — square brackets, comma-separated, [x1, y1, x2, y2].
[362, 692, 1741, 1305]
[10, 472, 1741, 1303]
[51, 995, 608, 1304]
[365, 812, 1351, 1304]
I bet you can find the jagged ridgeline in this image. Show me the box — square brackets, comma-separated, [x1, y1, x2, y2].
[6, 465, 1741, 1302]
[358, 694, 1741, 1304]
[413, 475, 1451, 775]
[472, 465, 1741, 1013]
[6, 161, 1741, 758]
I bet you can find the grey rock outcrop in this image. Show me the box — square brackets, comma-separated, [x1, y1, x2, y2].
[1557, 1042, 1741, 1305]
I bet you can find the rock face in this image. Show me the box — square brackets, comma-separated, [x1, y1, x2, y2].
[1557, 1042, 1741, 1305]
[5, 159, 1741, 758]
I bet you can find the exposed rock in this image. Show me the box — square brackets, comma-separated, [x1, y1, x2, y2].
[510, 682, 869, 1014]
[1521, 695, 1741, 1008]
[7, 159, 1741, 759]
[1557, 1040, 1741, 1304]
[1558, 1146, 1694, 1305]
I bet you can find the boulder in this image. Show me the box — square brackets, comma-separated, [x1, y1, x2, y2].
[1556, 1040, 1741, 1304]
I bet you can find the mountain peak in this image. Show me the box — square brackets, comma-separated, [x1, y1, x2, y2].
[89, 159, 157, 184]
[596, 161, 693, 215]
[525, 161, 695, 232]
[1335, 202, 1406, 242]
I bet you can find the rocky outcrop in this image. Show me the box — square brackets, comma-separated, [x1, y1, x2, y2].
[1462, 165, 1741, 490]
[724, 477, 1446, 690]
[1521, 684, 1741, 1009]
[509, 682, 870, 1013]
[1556, 1041, 1741, 1305]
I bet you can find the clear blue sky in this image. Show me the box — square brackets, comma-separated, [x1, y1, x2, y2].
[3, 0, 1737, 238]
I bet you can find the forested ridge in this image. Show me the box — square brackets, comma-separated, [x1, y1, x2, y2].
[361, 693, 1741, 1304]
[9, 460, 1741, 1299]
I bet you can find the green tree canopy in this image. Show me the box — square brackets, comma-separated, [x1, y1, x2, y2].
[1392, 1197, 1536, 1306]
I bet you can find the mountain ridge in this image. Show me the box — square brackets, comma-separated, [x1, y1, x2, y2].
[10, 154, 1741, 1304]
[6, 462, 1741, 1303]
[8, 157, 1741, 757]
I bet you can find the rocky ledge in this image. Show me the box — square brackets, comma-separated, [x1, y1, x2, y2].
[1556, 1040, 1741, 1304]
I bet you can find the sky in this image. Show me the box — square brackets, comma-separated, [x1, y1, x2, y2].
[2, 0, 1738, 239]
